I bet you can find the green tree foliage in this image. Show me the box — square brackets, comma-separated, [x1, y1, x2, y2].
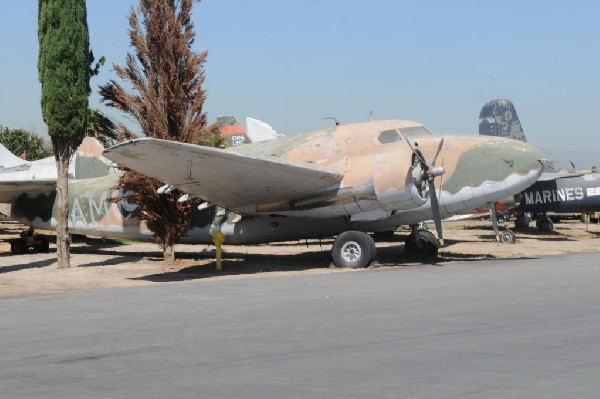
[38, 0, 97, 268]
[99, 0, 222, 262]
[38, 0, 92, 156]
[0, 126, 53, 160]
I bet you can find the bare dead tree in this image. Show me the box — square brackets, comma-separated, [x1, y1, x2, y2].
[99, 0, 221, 261]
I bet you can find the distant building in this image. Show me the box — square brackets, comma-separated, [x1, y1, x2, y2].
[479, 99, 527, 142]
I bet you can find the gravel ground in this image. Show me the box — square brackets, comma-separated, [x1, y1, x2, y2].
[1, 217, 599, 297]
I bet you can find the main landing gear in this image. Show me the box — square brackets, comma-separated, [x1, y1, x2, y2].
[10, 226, 50, 255]
[514, 212, 554, 232]
[535, 213, 554, 232]
[331, 226, 442, 268]
[331, 231, 377, 268]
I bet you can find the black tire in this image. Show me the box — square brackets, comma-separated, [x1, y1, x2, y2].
[514, 213, 531, 228]
[33, 234, 50, 253]
[10, 239, 28, 255]
[500, 230, 516, 244]
[332, 231, 376, 268]
[539, 219, 554, 232]
[404, 230, 440, 256]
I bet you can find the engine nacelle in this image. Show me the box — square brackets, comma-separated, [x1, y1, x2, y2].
[372, 150, 426, 211]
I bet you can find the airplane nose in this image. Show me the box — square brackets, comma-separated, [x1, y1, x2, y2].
[482, 138, 544, 182]
[441, 137, 544, 208]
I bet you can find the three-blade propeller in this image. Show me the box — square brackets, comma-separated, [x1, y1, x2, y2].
[399, 132, 446, 245]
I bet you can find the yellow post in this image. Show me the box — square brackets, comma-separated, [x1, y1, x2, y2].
[211, 231, 225, 271]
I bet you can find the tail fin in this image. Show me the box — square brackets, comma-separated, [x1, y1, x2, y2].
[0, 143, 30, 172]
[217, 115, 251, 147]
[73, 137, 114, 179]
[246, 117, 280, 142]
[479, 99, 527, 142]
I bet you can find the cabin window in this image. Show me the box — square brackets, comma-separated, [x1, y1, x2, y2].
[378, 130, 401, 144]
[400, 126, 434, 138]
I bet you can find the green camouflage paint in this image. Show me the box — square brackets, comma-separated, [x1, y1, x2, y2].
[442, 140, 543, 194]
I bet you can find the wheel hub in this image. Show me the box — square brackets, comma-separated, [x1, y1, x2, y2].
[341, 241, 361, 263]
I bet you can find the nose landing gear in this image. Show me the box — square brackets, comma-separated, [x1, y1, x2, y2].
[404, 224, 440, 256]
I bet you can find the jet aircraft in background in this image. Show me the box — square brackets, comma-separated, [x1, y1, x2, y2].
[104, 118, 543, 268]
[479, 99, 600, 232]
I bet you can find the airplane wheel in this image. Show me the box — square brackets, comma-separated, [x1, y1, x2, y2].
[405, 230, 439, 256]
[10, 239, 28, 255]
[514, 214, 531, 228]
[33, 234, 50, 253]
[332, 231, 376, 268]
[500, 230, 516, 244]
[538, 219, 554, 232]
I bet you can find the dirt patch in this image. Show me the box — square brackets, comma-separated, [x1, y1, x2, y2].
[1, 218, 599, 297]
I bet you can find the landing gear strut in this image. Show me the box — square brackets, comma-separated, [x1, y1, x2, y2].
[489, 203, 516, 244]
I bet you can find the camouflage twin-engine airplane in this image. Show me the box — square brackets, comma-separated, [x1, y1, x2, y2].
[0, 118, 543, 267]
[101, 118, 543, 267]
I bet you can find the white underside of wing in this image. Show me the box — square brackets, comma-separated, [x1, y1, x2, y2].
[104, 138, 343, 210]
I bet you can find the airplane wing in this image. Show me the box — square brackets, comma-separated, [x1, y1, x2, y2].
[104, 138, 343, 209]
[0, 180, 56, 202]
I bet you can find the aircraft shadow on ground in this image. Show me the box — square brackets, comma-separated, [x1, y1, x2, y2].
[131, 249, 335, 282]
[0, 257, 56, 274]
[76, 255, 143, 268]
[131, 238, 539, 283]
[477, 233, 572, 242]
[512, 227, 564, 236]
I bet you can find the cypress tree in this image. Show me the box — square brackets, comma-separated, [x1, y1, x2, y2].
[38, 0, 92, 268]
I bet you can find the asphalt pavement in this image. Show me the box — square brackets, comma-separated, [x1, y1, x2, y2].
[2, 252, 600, 398]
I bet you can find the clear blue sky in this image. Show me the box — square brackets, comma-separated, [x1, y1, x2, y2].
[1, 1, 599, 151]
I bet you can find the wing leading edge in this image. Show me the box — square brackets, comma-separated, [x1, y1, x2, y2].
[103, 138, 343, 210]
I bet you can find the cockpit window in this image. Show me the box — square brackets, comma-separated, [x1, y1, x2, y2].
[400, 126, 434, 138]
[378, 129, 401, 144]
